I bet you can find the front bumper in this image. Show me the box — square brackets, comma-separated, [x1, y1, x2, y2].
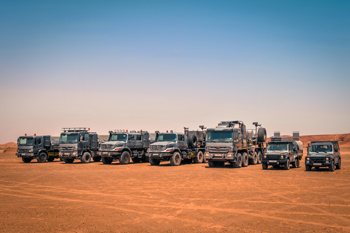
[59, 151, 78, 159]
[148, 152, 171, 159]
[206, 152, 235, 161]
[98, 151, 121, 157]
[305, 158, 331, 167]
[16, 152, 34, 158]
[262, 158, 288, 165]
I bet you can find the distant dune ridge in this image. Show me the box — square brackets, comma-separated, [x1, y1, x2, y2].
[1, 134, 349, 152]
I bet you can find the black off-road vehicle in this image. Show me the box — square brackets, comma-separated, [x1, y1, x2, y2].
[305, 141, 341, 171]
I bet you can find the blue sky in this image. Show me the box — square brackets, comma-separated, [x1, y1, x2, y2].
[0, 0, 349, 143]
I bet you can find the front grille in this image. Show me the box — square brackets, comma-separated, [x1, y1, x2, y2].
[18, 149, 29, 153]
[208, 147, 229, 153]
[267, 154, 281, 160]
[150, 145, 166, 152]
[101, 144, 114, 149]
[310, 157, 326, 163]
[60, 147, 75, 151]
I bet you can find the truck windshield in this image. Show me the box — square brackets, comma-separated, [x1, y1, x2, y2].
[206, 131, 233, 142]
[309, 144, 332, 153]
[60, 133, 79, 144]
[267, 143, 288, 151]
[157, 134, 176, 142]
[18, 137, 34, 146]
[109, 134, 127, 142]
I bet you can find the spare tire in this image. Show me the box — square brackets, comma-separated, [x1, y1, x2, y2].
[187, 135, 197, 148]
[257, 128, 267, 143]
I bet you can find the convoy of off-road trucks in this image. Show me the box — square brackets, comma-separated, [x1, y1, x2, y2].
[15, 121, 342, 172]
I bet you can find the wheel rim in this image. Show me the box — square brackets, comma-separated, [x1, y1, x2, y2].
[199, 153, 203, 161]
[175, 154, 180, 164]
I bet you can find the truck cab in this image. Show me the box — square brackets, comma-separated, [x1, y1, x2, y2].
[205, 121, 266, 168]
[305, 141, 341, 171]
[148, 128, 206, 166]
[16, 135, 59, 163]
[98, 130, 153, 164]
[59, 128, 99, 163]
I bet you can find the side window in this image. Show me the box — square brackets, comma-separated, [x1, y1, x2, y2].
[136, 135, 141, 141]
[128, 135, 135, 141]
[37, 138, 42, 145]
[83, 134, 89, 141]
[178, 135, 184, 141]
[233, 131, 238, 140]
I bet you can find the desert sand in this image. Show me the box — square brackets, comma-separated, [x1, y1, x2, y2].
[0, 134, 350, 232]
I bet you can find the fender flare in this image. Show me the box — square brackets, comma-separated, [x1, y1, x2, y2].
[37, 150, 47, 157]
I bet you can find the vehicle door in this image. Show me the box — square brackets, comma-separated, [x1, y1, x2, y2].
[177, 134, 186, 151]
[134, 134, 142, 149]
[128, 134, 136, 148]
[80, 133, 89, 149]
[34, 137, 42, 154]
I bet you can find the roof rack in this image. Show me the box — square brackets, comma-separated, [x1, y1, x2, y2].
[62, 127, 89, 132]
[270, 137, 292, 142]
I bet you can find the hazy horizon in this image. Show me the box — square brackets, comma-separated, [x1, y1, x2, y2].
[1, 1, 349, 144]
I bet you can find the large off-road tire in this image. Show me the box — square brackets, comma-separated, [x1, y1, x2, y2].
[336, 157, 341, 170]
[142, 156, 149, 163]
[292, 154, 298, 168]
[208, 160, 216, 167]
[149, 157, 160, 166]
[305, 164, 311, 171]
[262, 163, 268, 170]
[102, 157, 112, 164]
[203, 153, 208, 163]
[194, 151, 204, 163]
[250, 151, 258, 165]
[257, 151, 262, 164]
[242, 152, 248, 167]
[257, 128, 267, 143]
[218, 161, 225, 167]
[235, 153, 242, 168]
[37, 152, 47, 163]
[22, 157, 32, 163]
[93, 156, 101, 162]
[284, 159, 290, 170]
[170, 152, 182, 166]
[329, 161, 335, 171]
[65, 159, 74, 163]
[132, 157, 141, 163]
[47, 157, 55, 162]
[120, 151, 131, 164]
[292, 157, 300, 168]
[188, 135, 197, 149]
[81, 152, 92, 163]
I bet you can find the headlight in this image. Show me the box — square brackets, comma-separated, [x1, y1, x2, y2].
[114, 148, 120, 151]
[307, 157, 309, 160]
[264, 155, 267, 158]
[326, 157, 329, 160]
[166, 148, 173, 152]
[280, 155, 284, 159]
